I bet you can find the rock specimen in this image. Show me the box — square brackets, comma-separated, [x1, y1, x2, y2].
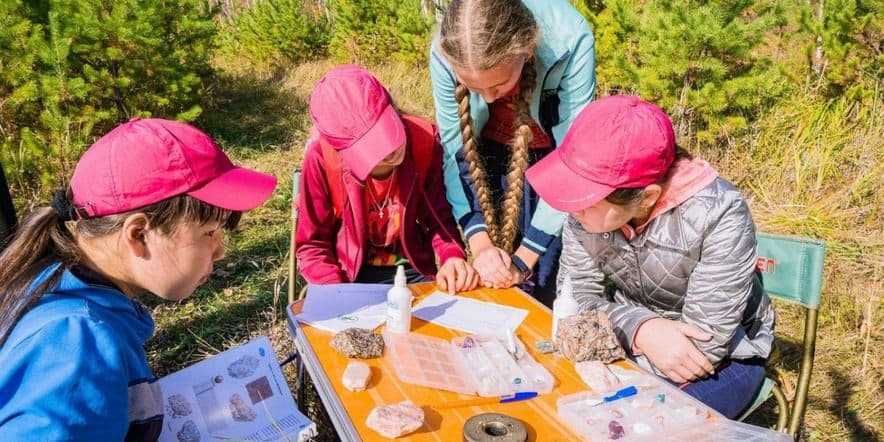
[574, 360, 621, 394]
[229, 393, 257, 422]
[365, 400, 424, 439]
[167, 393, 193, 418]
[227, 355, 260, 379]
[555, 310, 625, 363]
[330, 328, 385, 359]
[176, 420, 200, 442]
[342, 361, 372, 391]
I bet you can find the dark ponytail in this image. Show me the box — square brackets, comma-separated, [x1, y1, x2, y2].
[0, 200, 82, 346]
[0, 191, 241, 347]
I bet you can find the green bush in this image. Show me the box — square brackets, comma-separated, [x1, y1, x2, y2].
[329, 0, 433, 66]
[215, 0, 330, 71]
[0, 0, 216, 194]
[799, 0, 882, 102]
[578, 0, 788, 145]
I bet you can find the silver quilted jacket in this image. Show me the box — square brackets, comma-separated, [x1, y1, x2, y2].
[558, 177, 775, 371]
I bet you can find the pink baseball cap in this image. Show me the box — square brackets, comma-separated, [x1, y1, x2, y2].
[69, 118, 277, 218]
[308, 65, 405, 181]
[526, 95, 676, 212]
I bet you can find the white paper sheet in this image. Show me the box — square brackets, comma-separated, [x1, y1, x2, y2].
[296, 283, 390, 333]
[158, 336, 315, 442]
[411, 291, 529, 336]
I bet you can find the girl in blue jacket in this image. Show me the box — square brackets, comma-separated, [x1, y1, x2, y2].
[430, 0, 597, 305]
[0, 118, 276, 440]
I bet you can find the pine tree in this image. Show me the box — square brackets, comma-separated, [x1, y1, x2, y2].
[329, 0, 432, 66]
[215, 0, 330, 71]
[800, 0, 882, 101]
[580, 0, 787, 145]
[0, 0, 217, 193]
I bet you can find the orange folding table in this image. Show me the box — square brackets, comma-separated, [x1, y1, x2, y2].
[286, 283, 719, 441]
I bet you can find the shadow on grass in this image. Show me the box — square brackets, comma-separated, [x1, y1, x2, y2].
[826, 370, 880, 442]
[195, 70, 307, 154]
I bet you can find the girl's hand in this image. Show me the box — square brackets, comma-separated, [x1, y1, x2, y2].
[436, 258, 480, 294]
[472, 246, 515, 288]
[634, 318, 715, 384]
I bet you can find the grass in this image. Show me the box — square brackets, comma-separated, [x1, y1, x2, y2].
[77, 58, 882, 441]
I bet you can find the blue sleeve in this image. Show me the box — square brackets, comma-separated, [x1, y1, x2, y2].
[523, 17, 597, 254]
[452, 147, 489, 239]
[430, 47, 479, 230]
[0, 316, 131, 440]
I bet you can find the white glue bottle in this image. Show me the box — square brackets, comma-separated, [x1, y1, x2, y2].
[385, 265, 413, 333]
[552, 275, 579, 344]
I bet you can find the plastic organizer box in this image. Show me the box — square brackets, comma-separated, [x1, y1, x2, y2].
[557, 367, 793, 441]
[382, 331, 554, 397]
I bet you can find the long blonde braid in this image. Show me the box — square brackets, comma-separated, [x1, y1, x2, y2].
[499, 59, 536, 253]
[439, 0, 538, 252]
[455, 82, 500, 244]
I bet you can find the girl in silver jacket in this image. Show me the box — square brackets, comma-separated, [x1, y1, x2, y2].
[526, 95, 775, 418]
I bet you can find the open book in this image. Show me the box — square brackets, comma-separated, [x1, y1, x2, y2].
[158, 336, 316, 442]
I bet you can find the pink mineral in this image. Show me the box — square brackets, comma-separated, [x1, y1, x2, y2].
[608, 420, 625, 439]
[574, 360, 621, 394]
[556, 310, 625, 363]
[365, 400, 425, 439]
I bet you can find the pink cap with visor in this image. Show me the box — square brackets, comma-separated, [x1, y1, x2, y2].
[526, 95, 676, 212]
[308, 65, 405, 181]
[69, 118, 277, 218]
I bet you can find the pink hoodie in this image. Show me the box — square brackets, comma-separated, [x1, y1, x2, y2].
[620, 158, 720, 241]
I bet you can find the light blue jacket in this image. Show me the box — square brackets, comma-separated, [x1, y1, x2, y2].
[0, 264, 163, 440]
[430, 0, 596, 255]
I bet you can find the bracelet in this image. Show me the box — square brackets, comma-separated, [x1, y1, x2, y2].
[511, 255, 533, 280]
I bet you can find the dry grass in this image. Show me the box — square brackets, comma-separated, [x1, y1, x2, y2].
[699, 88, 883, 440]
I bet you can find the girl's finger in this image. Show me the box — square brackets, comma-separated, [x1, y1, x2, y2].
[687, 347, 714, 374]
[437, 273, 448, 291]
[446, 272, 456, 294]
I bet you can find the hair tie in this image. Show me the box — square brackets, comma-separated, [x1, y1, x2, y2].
[50, 189, 79, 222]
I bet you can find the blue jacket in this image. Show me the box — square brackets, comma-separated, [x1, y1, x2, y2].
[0, 264, 163, 440]
[430, 0, 597, 256]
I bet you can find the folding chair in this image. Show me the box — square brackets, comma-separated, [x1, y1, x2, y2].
[739, 232, 826, 438]
[288, 170, 301, 305]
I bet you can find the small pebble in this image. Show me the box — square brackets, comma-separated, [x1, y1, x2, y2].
[656, 393, 666, 403]
[608, 420, 625, 439]
[534, 340, 554, 354]
[633, 422, 651, 434]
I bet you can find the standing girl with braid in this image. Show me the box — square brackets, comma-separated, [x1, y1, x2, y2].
[430, 0, 597, 305]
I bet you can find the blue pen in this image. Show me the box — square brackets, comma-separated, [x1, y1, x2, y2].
[436, 391, 538, 409]
[602, 386, 638, 403]
[500, 391, 539, 403]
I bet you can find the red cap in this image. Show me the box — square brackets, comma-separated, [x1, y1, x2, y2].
[308, 65, 405, 181]
[70, 118, 277, 218]
[526, 95, 676, 212]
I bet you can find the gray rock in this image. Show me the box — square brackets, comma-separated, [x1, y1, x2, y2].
[556, 310, 625, 363]
[330, 328, 385, 359]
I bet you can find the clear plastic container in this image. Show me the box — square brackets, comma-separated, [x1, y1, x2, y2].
[658, 419, 794, 442]
[383, 332, 553, 397]
[557, 386, 711, 441]
[382, 331, 475, 395]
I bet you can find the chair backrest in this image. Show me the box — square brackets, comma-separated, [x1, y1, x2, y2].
[756, 233, 825, 309]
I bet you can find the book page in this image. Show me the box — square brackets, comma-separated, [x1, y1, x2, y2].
[158, 336, 316, 442]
